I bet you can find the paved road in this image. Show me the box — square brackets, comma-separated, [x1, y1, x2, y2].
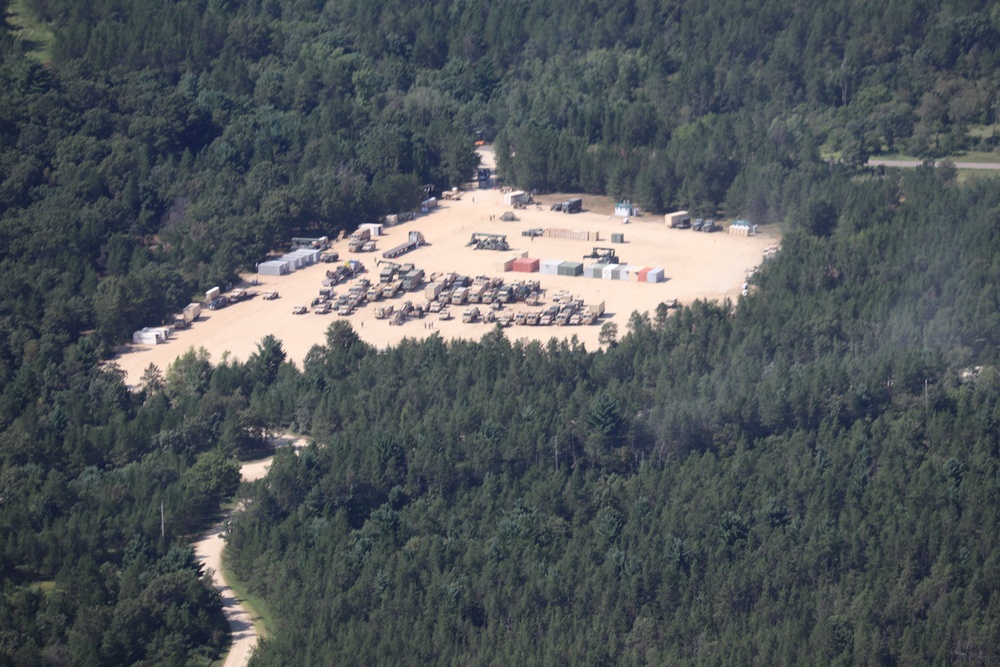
[869, 159, 1000, 170]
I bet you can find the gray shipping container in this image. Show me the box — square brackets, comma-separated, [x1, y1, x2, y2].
[586, 263, 607, 279]
[292, 248, 320, 265]
[259, 259, 290, 276]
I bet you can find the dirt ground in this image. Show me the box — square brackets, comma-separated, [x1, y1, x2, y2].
[111, 148, 779, 387]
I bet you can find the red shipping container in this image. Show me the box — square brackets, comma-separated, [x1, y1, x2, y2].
[512, 257, 540, 273]
[637, 267, 651, 282]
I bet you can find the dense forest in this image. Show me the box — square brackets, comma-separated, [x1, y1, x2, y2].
[1, 0, 1000, 664]
[227, 167, 1000, 665]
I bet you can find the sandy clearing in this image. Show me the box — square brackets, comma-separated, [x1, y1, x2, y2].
[111, 149, 779, 386]
[192, 437, 307, 667]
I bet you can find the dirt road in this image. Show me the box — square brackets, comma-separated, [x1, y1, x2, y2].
[868, 158, 1000, 170]
[192, 437, 306, 667]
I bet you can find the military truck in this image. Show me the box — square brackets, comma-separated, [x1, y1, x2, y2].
[172, 303, 202, 329]
[402, 268, 425, 291]
[666, 211, 691, 228]
[382, 280, 403, 299]
[348, 228, 371, 252]
[552, 198, 582, 213]
[467, 283, 486, 303]
[582, 301, 605, 325]
[378, 260, 402, 283]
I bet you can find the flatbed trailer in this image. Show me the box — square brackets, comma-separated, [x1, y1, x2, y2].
[382, 231, 426, 259]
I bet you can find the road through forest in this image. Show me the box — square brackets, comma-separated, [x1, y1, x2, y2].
[868, 158, 1000, 170]
[192, 437, 306, 667]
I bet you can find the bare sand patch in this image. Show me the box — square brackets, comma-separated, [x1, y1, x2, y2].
[111, 152, 778, 386]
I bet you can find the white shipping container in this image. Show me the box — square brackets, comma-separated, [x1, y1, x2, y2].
[132, 327, 170, 345]
[503, 190, 528, 205]
[133, 330, 159, 345]
[540, 259, 563, 275]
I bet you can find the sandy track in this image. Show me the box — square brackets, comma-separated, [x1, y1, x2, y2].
[111, 149, 778, 386]
[192, 436, 306, 667]
[193, 522, 257, 667]
[868, 158, 1000, 170]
